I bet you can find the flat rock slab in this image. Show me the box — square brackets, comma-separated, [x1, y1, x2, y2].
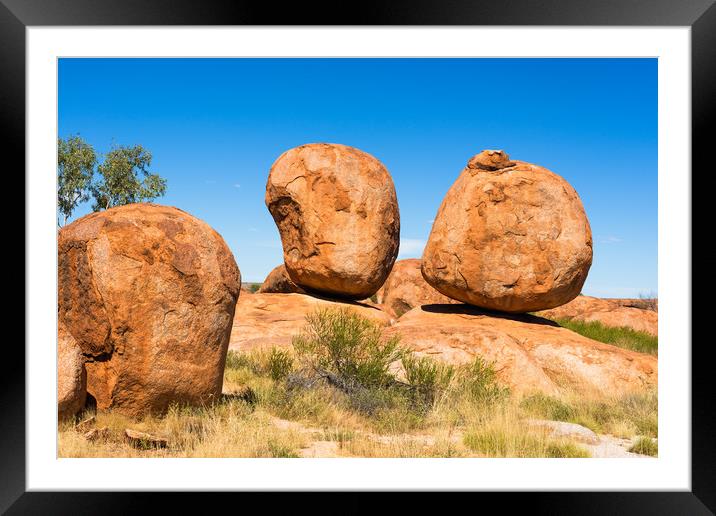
[583, 436, 654, 458]
[124, 428, 169, 449]
[385, 304, 657, 396]
[229, 292, 391, 352]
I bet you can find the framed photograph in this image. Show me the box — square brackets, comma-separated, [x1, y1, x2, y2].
[9, 0, 712, 512]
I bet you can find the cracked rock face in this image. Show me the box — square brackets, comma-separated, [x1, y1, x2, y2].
[422, 150, 593, 313]
[58, 203, 241, 417]
[266, 143, 400, 299]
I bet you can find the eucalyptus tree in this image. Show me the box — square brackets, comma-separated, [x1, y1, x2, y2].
[91, 144, 167, 211]
[57, 136, 96, 226]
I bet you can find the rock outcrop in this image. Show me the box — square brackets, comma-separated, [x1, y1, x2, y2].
[375, 259, 458, 318]
[58, 203, 241, 417]
[537, 295, 658, 336]
[607, 298, 658, 312]
[258, 264, 306, 294]
[57, 323, 87, 420]
[229, 293, 391, 352]
[384, 305, 657, 396]
[266, 143, 400, 299]
[422, 150, 593, 313]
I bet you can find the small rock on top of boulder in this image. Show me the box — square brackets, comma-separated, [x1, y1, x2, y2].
[384, 304, 657, 396]
[229, 292, 391, 352]
[258, 264, 306, 294]
[265, 143, 400, 300]
[58, 203, 241, 417]
[422, 150, 593, 313]
[375, 258, 458, 318]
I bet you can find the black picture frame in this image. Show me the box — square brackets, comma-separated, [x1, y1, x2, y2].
[6, 0, 712, 513]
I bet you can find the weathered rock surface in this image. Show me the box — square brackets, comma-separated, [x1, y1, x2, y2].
[537, 295, 658, 336]
[266, 143, 400, 299]
[258, 264, 306, 294]
[58, 203, 241, 417]
[58, 323, 87, 420]
[422, 150, 593, 313]
[84, 427, 110, 442]
[385, 305, 657, 396]
[375, 259, 458, 318]
[229, 293, 391, 352]
[125, 428, 168, 448]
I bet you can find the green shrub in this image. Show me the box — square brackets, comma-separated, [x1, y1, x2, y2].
[249, 283, 261, 293]
[266, 348, 294, 381]
[225, 350, 252, 372]
[629, 436, 658, 456]
[454, 357, 510, 403]
[402, 354, 455, 410]
[554, 318, 658, 355]
[293, 307, 405, 393]
[545, 442, 591, 458]
[617, 391, 658, 437]
[266, 439, 299, 458]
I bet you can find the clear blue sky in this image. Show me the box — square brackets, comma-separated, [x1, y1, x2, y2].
[58, 58, 657, 297]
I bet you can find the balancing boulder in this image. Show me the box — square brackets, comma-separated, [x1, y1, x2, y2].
[422, 150, 593, 313]
[265, 143, 400, 299]
[58, 203, 241, 417]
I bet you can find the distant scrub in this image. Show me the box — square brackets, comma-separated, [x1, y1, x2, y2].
[554, 318, 658, 355]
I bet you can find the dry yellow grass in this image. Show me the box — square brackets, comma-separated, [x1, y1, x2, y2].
[59, 347, 656, 458]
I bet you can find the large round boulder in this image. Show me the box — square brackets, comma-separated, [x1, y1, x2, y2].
[57, 323, 87, 421]
[265, 143, 400, 299]
[422, 150, 593, 313]
[58, 203, 241, 417]
[258, 264, 306, 294]
[375, 259, 458, 318]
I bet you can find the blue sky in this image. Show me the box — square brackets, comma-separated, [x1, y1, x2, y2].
[58, 58, 657, 297]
